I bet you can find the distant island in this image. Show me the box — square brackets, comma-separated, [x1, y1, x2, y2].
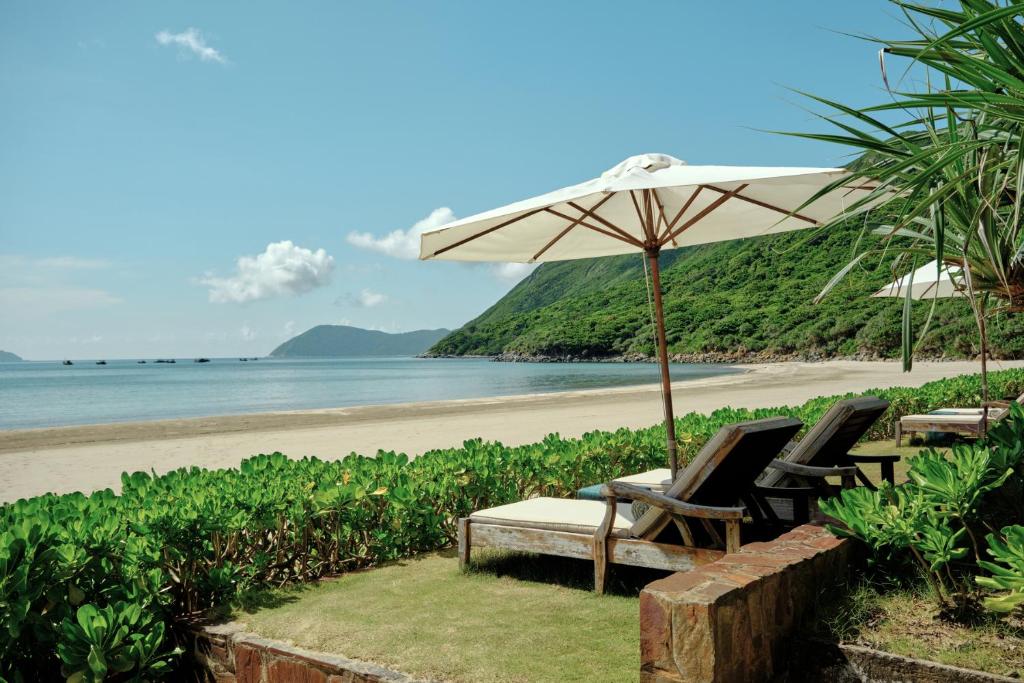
[269, 325, 450, 358]
[0, 350, 23, 362]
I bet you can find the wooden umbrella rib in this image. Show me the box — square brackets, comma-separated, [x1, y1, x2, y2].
[662, 186, 703, 240]
[660, 184, 749, 246]
[430, 206, 547, 257]
[543, 207, 638, 246]
[531, 193, 614, 261]
[650, 188, 674, 246]
[629, 190, 645, 231]
[703, 185, 819, 225]
[566, 200, 645, 248]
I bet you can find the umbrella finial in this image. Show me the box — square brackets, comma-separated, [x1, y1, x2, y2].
[601, 153, 686, 180]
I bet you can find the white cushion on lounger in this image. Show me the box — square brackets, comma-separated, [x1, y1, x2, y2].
[928, 408, 1005, 417]
[470, 497, 635, 536]
[902, 413, 988, 423]
[613, 468, 673, 492]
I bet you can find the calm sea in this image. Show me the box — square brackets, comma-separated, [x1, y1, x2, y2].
[0, 357, 740, 430]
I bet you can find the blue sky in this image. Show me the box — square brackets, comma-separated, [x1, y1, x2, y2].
[1, 1, 908, 359]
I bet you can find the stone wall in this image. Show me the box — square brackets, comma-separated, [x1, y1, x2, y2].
[189, 621, 420, 683]
[639, 523, 853, 683]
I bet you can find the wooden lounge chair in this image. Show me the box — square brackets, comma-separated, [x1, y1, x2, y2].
[458, 416, 802, 594]
[896, 392, 1024, 446]
[749, 396, 893, 523]
[613, 397, 893, 521]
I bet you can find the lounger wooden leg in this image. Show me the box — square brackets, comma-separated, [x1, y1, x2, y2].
[895, 422, 902, 447]
[881, 461, 895, 486]
[593, 537, 608, 595]
[458, 518, 471, 570]
[725, 520, 741, 554]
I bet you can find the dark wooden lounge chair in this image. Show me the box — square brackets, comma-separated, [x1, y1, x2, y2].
[750, 396, 894, 523]
[615, 397, 893, 525]
[458, 417, 802, 594]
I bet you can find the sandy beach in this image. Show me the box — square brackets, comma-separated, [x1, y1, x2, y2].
[2, 359, 1021, 502]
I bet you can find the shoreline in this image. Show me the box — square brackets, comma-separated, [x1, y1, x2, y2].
[0, 364, 757, 453]
[2, 359, 1022, 502]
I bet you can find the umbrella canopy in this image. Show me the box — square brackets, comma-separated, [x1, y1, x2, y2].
[873, 260, 965, 300]
[420, 154, 872, 263]
[420, 153, 875, 478]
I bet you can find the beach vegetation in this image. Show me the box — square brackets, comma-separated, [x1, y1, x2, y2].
[2, 369, 1023, 679]
[821, 403, 1024, 616]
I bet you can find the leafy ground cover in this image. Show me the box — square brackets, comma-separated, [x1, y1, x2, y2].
[233, 550, 652, 683]
[4, 369, 1023, 680]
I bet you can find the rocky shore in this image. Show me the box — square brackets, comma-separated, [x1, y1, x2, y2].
[425, 350, 987, 364]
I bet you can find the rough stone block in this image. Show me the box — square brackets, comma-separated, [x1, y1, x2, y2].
[640, 523, 852, 683]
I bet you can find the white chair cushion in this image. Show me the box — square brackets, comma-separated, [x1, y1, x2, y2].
[470, 497, 635, 536]
[902, 413, 987, 424]
[613, 468, 673, 492]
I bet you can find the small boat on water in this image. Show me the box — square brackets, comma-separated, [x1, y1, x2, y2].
[96, 360, 107, 365]
[137, 360, 147, 364]
[155, 359, 176, 364]
[62, 360, 73, 366]
[239, 358, 248, 361]
[194, 358, 210, 363]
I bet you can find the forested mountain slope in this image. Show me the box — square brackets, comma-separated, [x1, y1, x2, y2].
[429, 222, 1024, 361]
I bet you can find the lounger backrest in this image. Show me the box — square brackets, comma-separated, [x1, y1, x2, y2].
[629, 416, 803, 539]
[759, 396, 889, 488]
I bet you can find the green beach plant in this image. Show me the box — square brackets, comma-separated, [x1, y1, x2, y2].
[976, 525, 1024, 612]
[821, 403, 1024, 615]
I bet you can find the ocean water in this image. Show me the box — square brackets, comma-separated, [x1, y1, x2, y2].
[0, 357, 740, 430]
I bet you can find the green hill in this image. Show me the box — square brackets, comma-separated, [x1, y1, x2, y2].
[270, 325, 450, 358]
[429, 221, 1024, 361]
[0, 350, 23, 362]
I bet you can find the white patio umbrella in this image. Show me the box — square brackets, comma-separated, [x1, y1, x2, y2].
[872, 260, 964, 300]
[874, 259, 993, 411]
[419, 153, 876, 479]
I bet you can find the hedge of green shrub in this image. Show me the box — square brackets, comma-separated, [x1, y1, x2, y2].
[3, 369, 1024, 680]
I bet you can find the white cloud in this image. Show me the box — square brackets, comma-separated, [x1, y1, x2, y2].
[338, 288, 388, 308]
[240, 324, 256, 341]
[347, 207, 533, 285]
[490, 262, 537, 284]
[200, 241, 335, 304]
[282, 320, 297, 338]
[347, 207, 455, 260]
[155, 28, 226, 64]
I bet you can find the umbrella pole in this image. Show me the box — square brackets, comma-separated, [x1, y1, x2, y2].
[646, 248, 678, 479]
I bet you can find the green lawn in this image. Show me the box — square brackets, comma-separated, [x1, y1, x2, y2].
[228, 440, 953, 683]
[231, 550, 658, 683]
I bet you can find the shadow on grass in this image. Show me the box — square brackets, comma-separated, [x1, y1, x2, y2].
[467, 549, 669, 597]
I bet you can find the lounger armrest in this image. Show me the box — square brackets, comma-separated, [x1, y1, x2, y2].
[601, 482, 745, 520]
[982, 401, 1010, 409]
[845, 453, 901, 464]
[766, 460, 858, 479]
